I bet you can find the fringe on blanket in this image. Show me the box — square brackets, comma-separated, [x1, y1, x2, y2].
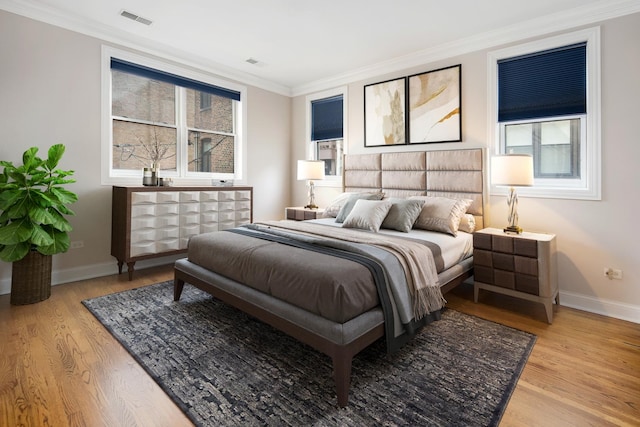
[414, 286, 447, 320]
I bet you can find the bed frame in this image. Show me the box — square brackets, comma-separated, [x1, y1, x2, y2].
[174, 148, 484, 407]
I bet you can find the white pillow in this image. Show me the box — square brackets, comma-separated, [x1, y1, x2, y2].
[458, 214, 476, 234]
[335, 192, 385, 223]
[342, 199, 393, 232]
[323, 191, 384, 218]
[410, 196, 472, 236]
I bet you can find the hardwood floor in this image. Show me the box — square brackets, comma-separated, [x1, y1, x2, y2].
[1, 264, 638, 426]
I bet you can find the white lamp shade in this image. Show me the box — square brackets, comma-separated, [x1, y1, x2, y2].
[297, 160, 325, 180]
[491, 154, 534, 187]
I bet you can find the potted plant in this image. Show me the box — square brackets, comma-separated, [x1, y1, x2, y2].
[0, 144, 78, 304]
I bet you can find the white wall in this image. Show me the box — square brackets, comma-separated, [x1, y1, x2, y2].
[0, 10, 290, 292]
[294, 13, 640, 323]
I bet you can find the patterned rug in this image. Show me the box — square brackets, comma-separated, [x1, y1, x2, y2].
[83, 281, 536, 426]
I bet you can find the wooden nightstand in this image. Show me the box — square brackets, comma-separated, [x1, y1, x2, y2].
[285, 207, 324, 221]
[473, 227, 558, 323]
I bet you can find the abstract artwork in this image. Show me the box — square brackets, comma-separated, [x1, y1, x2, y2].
[408, 65, 461, 143]
[364, 77, 406, 146]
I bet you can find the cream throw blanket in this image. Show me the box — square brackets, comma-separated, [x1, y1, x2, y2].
[253, 221, 446, 319]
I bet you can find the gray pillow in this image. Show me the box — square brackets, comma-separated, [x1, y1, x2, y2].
[335, 193, 383, 223]
[410, 196, 472, 236]
[381, 198, 425, 232]
[342, 199, 393, 232]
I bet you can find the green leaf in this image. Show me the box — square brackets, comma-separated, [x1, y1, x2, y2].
[0, 218, 33, 245]
[0, 242, 31, 262]
[47, 209, 73, 232]
[50, 187, 78, 205]
[28, 206, 56, 225]
[6, 195, 32, 219]
[22, 147, 39, 170]
[30, 225, 55, 246]
[46, 144, 65, 170]
[37, 229, 70, 255]
[0, 189, 21, 211]
[56, 205, 75, 216]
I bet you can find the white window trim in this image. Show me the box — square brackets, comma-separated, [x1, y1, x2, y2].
[101, 45, 248, 186]
[487, 27, 601, 200]
[305, 86, 348, 188]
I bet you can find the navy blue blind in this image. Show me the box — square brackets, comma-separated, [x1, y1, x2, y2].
[311, 95, 343, 141]
[498, 43, 586, 122]
[111, 58, 241, 101]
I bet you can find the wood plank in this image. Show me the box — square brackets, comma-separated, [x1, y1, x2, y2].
[1, 265, 638, 426]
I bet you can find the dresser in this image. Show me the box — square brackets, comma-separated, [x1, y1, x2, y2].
[473, 227, 558, 323]
[111, 186, 252, 280]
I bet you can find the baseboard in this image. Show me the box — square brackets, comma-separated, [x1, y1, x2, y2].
[3, 265, 638, 325]
[559, 290, 640, 324]
[0, 255, 184, 296]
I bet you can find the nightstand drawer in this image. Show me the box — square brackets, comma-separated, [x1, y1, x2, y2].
[515, 256, 538, 276]
[492, 235, 514, 254]
[474, 249, 493, 267]
[515, 239, 537, 257]
[516, 274, 540, 295]
[492, 253, 514, 271]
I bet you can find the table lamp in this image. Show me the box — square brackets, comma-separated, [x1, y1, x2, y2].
[297, 160, 325, 209]
[491, 154, 534, 234]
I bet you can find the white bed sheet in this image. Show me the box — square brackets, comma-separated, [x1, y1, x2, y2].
[307, 217, 473, 272]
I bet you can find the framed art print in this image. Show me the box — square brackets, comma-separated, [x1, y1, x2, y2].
[364, 77, 406, 147]
[408, 64, 461, 144]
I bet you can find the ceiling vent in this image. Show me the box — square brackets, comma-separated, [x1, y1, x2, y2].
[120, 10, 153, 26]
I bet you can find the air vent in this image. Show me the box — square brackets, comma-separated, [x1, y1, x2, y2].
[245, 58, 259, 65]
[120, 10, 153, 26]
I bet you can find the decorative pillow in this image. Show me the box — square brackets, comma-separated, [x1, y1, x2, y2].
[335, 192, 384, 223]
[410, 196, 473, 236]
[458, 214, 476, 234]
[342, 199, 393, 232]
[380, 198, 425, 233]
[323, 191, 384, 218]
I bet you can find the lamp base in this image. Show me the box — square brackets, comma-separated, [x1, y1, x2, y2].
[503, 225, 523, 234]
[304, 204, 318, 210]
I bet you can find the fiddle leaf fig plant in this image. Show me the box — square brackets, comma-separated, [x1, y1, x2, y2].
[0, 144, 78, 262]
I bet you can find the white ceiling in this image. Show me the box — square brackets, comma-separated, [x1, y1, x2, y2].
[2, 0, 639, 95]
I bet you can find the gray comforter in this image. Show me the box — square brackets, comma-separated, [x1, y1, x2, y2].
[187, 221, 447, 352]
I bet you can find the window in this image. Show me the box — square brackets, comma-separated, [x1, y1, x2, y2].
[306, 87, 347, 184]
[488, 28, 601, 200]
[102, 47, 246, 184]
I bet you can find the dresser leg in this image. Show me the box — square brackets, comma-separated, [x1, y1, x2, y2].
[126, 262, 136, 281]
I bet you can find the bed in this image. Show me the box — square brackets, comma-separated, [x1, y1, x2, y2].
[173, 148, 484, 407]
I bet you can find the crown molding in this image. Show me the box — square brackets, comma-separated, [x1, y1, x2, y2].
[2, 0, 639, 98]
[290, 0, 640, 96]
[0, 0, 292, 96]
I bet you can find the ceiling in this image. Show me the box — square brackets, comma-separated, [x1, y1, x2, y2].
[2, 0, 639, 95]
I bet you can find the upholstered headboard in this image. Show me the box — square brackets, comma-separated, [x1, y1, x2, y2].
[343, 148, 484, 229]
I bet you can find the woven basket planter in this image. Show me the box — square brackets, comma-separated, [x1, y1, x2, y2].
[11, 251, 52, 305]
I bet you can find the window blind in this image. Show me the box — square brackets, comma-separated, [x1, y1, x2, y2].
[111, 58, 241, 101]
[498, 43, 586, 122]
[311, 95, 343, 141]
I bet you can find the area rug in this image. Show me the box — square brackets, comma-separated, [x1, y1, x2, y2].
[83, 281, 536, 426]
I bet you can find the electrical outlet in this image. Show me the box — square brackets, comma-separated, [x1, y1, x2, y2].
[604, 267, 623, 280]
[70, 241, 84, 249]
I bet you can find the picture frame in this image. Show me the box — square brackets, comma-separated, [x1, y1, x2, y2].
[408, 64, 461, 144]
[364, 77, 407, 147]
